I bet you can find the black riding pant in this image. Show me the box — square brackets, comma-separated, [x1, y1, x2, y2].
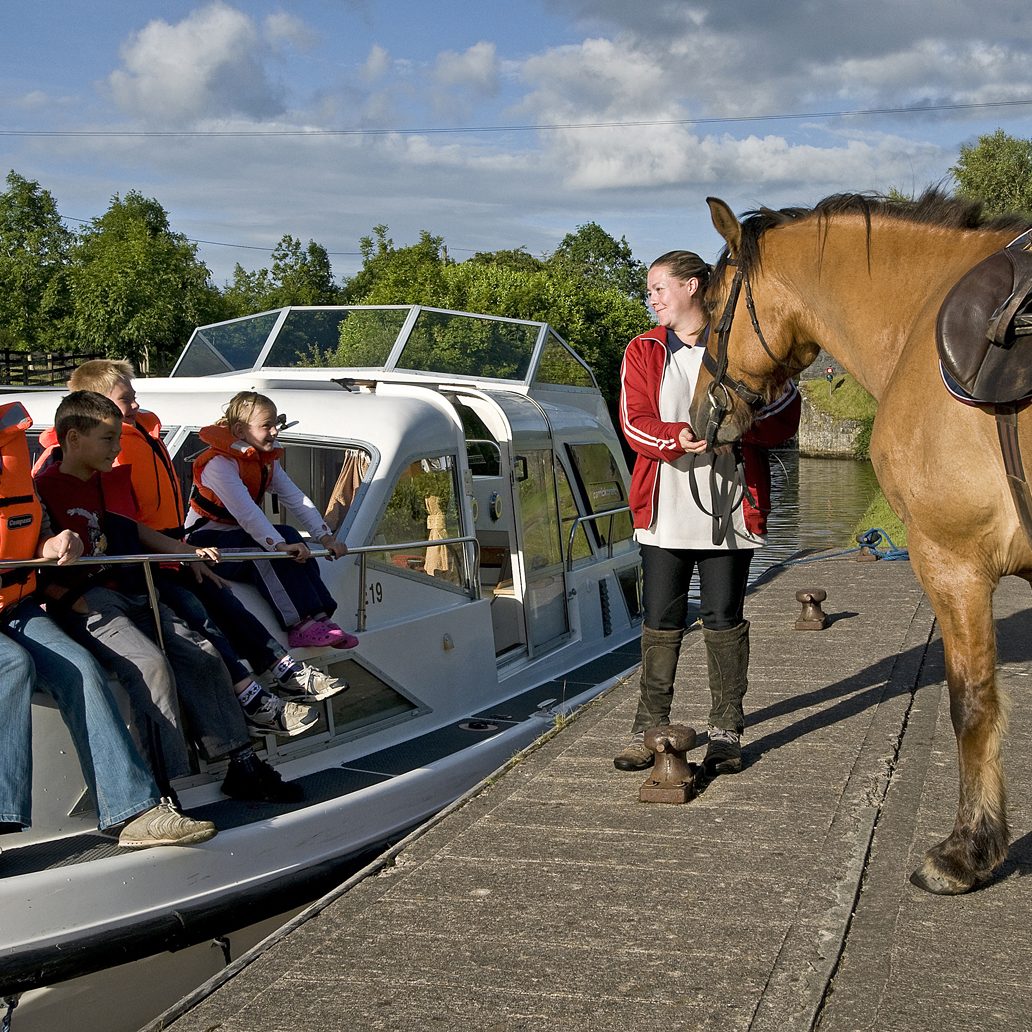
[640, 544, 752, 631]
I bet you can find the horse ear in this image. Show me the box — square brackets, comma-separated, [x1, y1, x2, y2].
[707, 197, 741, 256]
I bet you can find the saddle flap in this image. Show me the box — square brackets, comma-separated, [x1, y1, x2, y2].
[936, 233, 1032, 405]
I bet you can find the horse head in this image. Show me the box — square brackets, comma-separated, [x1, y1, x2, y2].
[690, 197, 813, 445]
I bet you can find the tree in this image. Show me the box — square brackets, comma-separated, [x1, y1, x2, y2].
[0, 170, 75, 350]
[951, 129, 1032, 218]
[340, 226, 452, 304]
[222, 234, 339, 316]
[548, 222, 647, 300]
[68, 191, 222, 372]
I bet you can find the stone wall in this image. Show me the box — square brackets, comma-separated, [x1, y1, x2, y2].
[797, 395, 865, 457]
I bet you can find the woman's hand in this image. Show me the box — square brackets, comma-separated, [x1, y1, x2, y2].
[39, 529, 84, 566]
[192, 545, 221, 563]
[318, 534, 348, 560]
[276, 540, 311, 563]
[677, 427, 709, 455]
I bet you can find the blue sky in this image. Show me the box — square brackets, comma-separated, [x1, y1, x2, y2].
[3, 0, 1032, 287]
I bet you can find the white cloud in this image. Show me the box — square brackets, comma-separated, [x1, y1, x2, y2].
[108, 2, 285, 124]
[263, 12, 317, 50]
[431, 42, 500, 119]
[362, 44, 391, 82]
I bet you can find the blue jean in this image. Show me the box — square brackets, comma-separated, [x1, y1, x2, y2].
[189, 525, 337, 630]
[0, 602, 160, 830]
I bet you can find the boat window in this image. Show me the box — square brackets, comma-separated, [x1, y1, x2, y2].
[173, 313, 281, 376]
[395, 310, 538, 381]
[283, 308, 408, 368]
[454, 404, 502, 477]
[556, 461, 592, 563]
[370, 455, 465, 588]
[565, 443, 634, 550]
[533, 332, 596, 388]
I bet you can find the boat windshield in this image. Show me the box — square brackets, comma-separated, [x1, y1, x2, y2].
[171, 306, 595, 388]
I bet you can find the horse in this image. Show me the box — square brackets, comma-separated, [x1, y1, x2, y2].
[691, 189, 1032, 895]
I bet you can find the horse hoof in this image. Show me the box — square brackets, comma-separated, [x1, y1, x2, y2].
[909, 862, 975, 896]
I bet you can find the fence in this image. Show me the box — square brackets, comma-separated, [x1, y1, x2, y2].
[0, 350, 103, 387]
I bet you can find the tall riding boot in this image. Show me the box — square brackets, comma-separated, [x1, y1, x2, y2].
[613, 625, 685, 771]
[703, 620, 750, 775]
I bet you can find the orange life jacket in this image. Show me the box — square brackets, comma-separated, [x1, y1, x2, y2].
[0, 403, 41, 614]
[37, 412, 184, 537]
[189, 424, 282, 526]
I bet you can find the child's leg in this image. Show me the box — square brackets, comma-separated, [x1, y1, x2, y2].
[64, 587, 193, 786]
[157, 604, 252, 762]
[4, 602, 161, 829]
[0, 632, 34, 829]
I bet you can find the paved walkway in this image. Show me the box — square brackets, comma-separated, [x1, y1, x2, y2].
[156, 557, 1032, 1032]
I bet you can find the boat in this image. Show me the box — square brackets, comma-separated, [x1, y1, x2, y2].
[0, 305, 643, 1017]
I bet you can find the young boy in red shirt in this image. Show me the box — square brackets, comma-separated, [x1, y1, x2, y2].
[34, 390, 301, 803]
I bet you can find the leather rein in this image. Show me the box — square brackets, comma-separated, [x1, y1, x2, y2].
[687, 258, 787, 546]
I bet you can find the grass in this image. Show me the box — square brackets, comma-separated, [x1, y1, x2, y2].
[799, 375, 877, 458]
[850, 488, 908, 548]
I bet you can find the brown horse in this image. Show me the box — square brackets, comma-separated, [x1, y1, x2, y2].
[691, 189, 1031, 894]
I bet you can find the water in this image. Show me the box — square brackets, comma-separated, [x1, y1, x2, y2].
[756, 451, 882, 578]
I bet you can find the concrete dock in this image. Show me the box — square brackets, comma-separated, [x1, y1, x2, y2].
[155, 556, 1032, 1032]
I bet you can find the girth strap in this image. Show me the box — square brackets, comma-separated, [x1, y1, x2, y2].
[995, 405, 1032, 542]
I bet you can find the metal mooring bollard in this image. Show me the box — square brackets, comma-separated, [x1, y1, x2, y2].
[795, 589, 829, 630]
[639, 724, 698, 804]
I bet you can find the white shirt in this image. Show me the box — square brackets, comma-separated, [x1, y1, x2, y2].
[634, 341, 762, 551]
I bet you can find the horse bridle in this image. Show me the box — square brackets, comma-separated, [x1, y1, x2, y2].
[699, 257, 789, 448]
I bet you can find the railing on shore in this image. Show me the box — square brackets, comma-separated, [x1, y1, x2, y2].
[0, 534, 482, 645]
[0, 349, 103, 388]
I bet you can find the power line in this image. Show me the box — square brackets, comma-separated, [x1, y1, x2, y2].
[4, 98, 1032, 138]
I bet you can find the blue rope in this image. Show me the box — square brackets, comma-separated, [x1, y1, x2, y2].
[765, 527, 909, 572]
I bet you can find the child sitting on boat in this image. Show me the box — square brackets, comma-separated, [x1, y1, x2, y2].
[0, 399, 215, 851]
[33, 390, 301, 804]
[186, 390, 359, 651]
[36, 360, 347, 738]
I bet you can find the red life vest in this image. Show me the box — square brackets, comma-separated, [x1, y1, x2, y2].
[189, 424, 281, 526]
[0, 403, 41, 614]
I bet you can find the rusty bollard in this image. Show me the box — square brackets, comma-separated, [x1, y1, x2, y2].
[639, 724, 698, 804]
[795, 589, 828, 630]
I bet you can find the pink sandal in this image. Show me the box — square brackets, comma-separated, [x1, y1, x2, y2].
[322, 620, 360, 649]
[288, 619, 341, 650]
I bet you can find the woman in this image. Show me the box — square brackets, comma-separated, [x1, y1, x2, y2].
[614, 251, 800, 775]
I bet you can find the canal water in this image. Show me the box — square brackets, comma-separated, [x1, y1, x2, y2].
[12, 452, 884, 1032]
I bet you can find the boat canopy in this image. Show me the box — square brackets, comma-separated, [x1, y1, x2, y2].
[170, 305, 598, 390]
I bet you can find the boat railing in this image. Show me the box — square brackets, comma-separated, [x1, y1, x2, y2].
[0, 533, 482, 643]
[565, 506, 633, 572]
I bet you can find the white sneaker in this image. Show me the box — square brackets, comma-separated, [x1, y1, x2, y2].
[118, 800, 217, 849]
[246, 693, 319, 737]
[274, 662, 349, 702]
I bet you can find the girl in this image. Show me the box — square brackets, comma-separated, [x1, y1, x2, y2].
[185, 391, 358, 651]
[613, 252, 799, 776]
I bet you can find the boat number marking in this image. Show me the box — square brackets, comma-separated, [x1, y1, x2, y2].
[368, 581, 384, 605]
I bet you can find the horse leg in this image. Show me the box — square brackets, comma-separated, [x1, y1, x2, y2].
[909, 552, 1009, 894]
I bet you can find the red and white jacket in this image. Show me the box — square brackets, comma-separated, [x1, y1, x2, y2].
[619, 326, 800, 537]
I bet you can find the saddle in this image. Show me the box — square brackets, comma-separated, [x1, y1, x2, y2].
[936, 230, 1032, 543]
[936, 229, 1032, 404]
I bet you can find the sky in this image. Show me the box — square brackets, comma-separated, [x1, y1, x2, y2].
[3, 0, 1032, 288]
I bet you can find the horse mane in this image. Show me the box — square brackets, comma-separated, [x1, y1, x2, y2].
[712, 188, 1031, 285]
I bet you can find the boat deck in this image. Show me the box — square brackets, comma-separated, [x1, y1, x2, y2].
[154, 558, 1032, 1032]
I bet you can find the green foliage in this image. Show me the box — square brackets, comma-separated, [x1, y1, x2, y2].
[800, 375, 876, 459]
[222, 234, 339, 316]
[0, 170, 75, 350]
[951, 129, 1032, 219]
[548, 222, 647, 300]
[67, 191, 222, 371]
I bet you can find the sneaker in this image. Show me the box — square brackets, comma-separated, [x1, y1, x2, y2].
[613, 731, 654, 772]
[322, 621, 360, 650]
[704, 726, 743, 775]
[288, 618, 344, 650]
[245, 693, 319, 737]
[117, 799, 217, 849]
[222, 753, 303, 803]
[274, 662, 349, 702]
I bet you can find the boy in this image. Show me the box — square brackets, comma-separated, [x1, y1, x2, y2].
[34, 391, 300, 804]
[49, 360, 346, 726]
[1, 399, 214, 851]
